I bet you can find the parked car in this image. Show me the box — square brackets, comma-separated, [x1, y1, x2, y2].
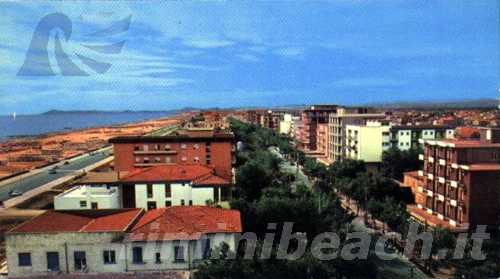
[64, 161, 70, 165]
[49, 169, 57, 174]
[9, 190, 22, 197]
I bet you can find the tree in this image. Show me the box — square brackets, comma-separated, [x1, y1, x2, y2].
[381, 146, 421, 180]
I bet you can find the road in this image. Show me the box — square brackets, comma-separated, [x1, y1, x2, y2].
[0, 149, 111, 202]
[272, 147, 429, 279]
[0, 124, 180, 203]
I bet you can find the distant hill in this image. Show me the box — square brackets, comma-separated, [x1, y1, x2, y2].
[368, 98, 498, 110]
[39, 108, 195, 115]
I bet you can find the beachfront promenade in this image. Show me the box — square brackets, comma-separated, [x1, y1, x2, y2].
[0, 124, 180, 205]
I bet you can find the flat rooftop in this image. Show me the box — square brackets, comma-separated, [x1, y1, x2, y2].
[58, 185, 118, 198]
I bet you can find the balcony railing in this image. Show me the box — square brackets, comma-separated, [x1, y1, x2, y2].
[134, 150, 177, 155]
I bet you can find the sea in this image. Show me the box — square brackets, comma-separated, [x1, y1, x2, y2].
[0, 111, 174, 140]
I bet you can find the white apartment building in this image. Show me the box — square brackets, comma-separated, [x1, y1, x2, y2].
[345, 121, 391, 163]
[279, 113, 293, 135]
[390, 125, 455, 151]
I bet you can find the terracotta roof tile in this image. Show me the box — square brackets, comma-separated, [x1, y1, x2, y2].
[10, 209, 143, 233]
[120, 165, 229, 185]
[127, 206, 242, 241]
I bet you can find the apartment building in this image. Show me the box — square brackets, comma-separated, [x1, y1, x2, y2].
[409, 127, 500, 231]
[345, 121, 391, 164]
[6, 207, 241, 277]
[297, 105, 339, 152]
[55, 165, 232, 210]
[315, 123, 330, 164]
[390, 125, 455, 151]
[279, 113, 293, 135]
[109, 130, 234, 181]
[328, 108, 386, 163]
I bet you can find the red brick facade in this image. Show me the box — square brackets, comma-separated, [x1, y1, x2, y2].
[411, 128, 500, 230]
[109, 133, 234, 181]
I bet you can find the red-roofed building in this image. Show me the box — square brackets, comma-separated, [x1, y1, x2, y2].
[410, 127, 500, 231]
[109, 132, 235, 182]
[6, 209, 143, 277]
[55, 165, 232, 211]
[6, 207, 241, 277]
[124, 206, 241, 271]
[119, 165, 232, 210]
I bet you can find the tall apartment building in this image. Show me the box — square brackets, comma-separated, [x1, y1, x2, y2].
[390, 125, 455, 151]
[109, 130, 234, 181]
[315, 123, 330, 164]
[297, 105, 339, 152]
[410, 128, 500, 231]
[328, 108, 386, 163]
[345, 121, 391, 164]
[279, 113, 293, 135]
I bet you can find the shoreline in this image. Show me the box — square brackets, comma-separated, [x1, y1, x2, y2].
[0, 112, 192, 180]
[0, 112, 177, 142]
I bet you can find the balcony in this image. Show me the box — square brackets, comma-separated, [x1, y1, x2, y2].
[134, 150, 177, 155]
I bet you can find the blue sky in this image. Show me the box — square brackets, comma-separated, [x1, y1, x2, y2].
[0, 1, 498, 114]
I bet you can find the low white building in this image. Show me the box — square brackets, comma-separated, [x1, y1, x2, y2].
[119, 165, 232, 210]
[54, 185, 121, 210]
[56, 165, 232, 211]
[6, 207, 242, 278]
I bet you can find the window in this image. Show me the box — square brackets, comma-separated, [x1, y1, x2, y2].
[174, 246, 185, 262]
[103, 250, 116, 265]
[165, 200, 172, 207]
[165, 156, 172, 163]
[165, 184, 171, 198]
[155, 157, 161, 163]
[18, 253, 31, 266]
[193, 144, 199, 150]
[202, 238, 211, 259]
[180, 199, 185, 206]
[135, 157, 140, 163]
[194, 156, 200, 163]
[181, 156, 187, 161]
[143, 145, 149, 151]
[80, 201, 87, 208]
[132, 247, 143, 264]
[74, 251, 86, 270]
[147, 201, 157, 210]
[154, 144, 160, 151]
[155, 252, 162, 264]
[165, 144, 171, 150]
[134, 146, 140, 151]
[91, 202, 98, 210]
[143, 157, 150, 163]
[189, 200, 193, 206]
[181, 143, 187, 149]
[46, 252, 60, 271]
[147, 184, 153, 198]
